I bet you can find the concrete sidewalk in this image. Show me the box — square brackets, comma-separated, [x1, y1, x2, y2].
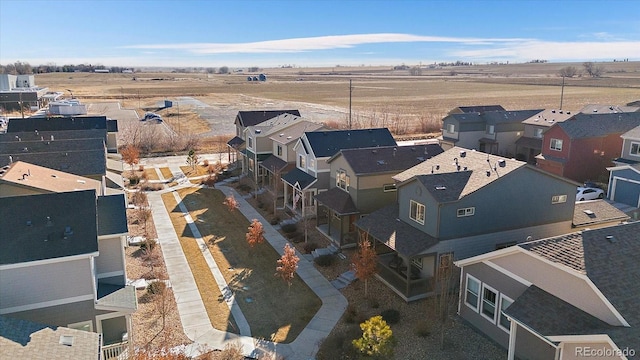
[148, 179, 347, 358]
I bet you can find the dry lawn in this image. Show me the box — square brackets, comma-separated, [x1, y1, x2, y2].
[158, 167, 173, 180]
[180, 165, 210, 177]
[164, 187, 322, 343]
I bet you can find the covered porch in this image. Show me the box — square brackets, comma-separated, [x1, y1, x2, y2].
[515, 136, 542, 164]
[96, 283, 136, 346]
[355, 204, 439, 302]
[282, 168, 317, 217]
[314, 187, 359, 248]
[259, 155, 294, 207]
[226, 136, 245, 170]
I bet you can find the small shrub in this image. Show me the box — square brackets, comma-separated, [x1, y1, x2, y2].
[303, 242, 319, 254]
[138, 164, 145, 171]
[140, 183, 163, 191]
[217, 342, 243, 360]
[314, 254, 336, 267]
[140, 238, 157, 251]
[129, 175, 140, 185]
[414, 322, 431, 337]
[380, 309, 401, 324]
[281, 223, 297, 233]
[147, 281, 166, 295]
[203, 159, 210, 167]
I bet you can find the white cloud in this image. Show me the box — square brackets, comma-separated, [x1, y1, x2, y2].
[123, 33, 527, 54]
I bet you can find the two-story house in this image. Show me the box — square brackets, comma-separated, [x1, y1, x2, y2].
[0, 174, 134, 355]
[260, 120, 326, 206]
[607, 125, 640, 209]
[440, 109, 542, 156]
[536, 112, 640, 183]
[314, 144, 443, 247]
[281, 128, 397, 216]
[515, 109, 573, 163]
[455, 222, 640, 360]
[354, 147, 580, 301]
[226, 110, 300, 169]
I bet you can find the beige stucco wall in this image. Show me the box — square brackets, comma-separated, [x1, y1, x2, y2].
[0, 183, 46, 197]
[95, 236, 125, 279]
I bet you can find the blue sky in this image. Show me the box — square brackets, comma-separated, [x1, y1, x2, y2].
[1, 0, 639, 68]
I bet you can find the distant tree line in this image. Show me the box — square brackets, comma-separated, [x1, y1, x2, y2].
[0, 61, 135, 74]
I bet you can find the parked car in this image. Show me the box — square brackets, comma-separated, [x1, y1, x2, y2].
[576, 187, 605, 201]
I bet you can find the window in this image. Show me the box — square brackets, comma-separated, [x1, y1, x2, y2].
[551, 194, 567, 204]
[498, 294, 514, 332]
[412, 257, 423, 269]
[457, 207, 475, 217]
[310, 159, 315, 168]
[248, 158, 255, 172]
[487, 125, 495, 135]
[534, 128, 543, 138]
[465, 274, 480, 310]
[550, 138, 563, 151]
[336, 169, 350, 191]
[481, 284, 498, 323]
[257, 165, 265, 176]
[248, 137, 253, 149]
[277, 145, 282, 156]
[631, 142, 640, 156]
[383, 183, 397, 192]
[410, 200, 425, 224]
[446, 123, 455, 133]
[298, 154, 306, 169]
[68, 321, 93, 332]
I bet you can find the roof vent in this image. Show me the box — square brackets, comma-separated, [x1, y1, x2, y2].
[551, 110, 556, 113]
[486, 170, 491, 177]
[463, 166, 468, 171]
[77, 179, 86, 184]
[460, 150, 466, 157]
[606, 235, 616, 243]
[51, 174, 57, 178]
[377, 160, 385, 165]
[59, 335, 74, 346]
[287, 136, 292, 139]
[498, 159, 506, 168]
[567, 111, 571, 115]
[46, 216, 53, 227]
[64, 226, 73, 237]
[26, 220, 32, 226]
[255, 129, 261, 133]
[435, 185, 446, 190]
[583, 209, 595, 217]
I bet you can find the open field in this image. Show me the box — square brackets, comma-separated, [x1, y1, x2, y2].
[34, 61, 640, 139]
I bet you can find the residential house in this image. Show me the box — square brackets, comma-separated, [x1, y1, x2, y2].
[536, 112, 640, 183]
[572, 200, 629, 230]
[448, 105, 506, 114]
[607, 125, 640, 209]
[6, 116, 119, 153]
[354, 147, 579, 301]
[244, 113, 305, 184]
[515, 109, 574, 163]
[314, 144, 443, 247]
[455, 222, 640, 360]
[0, 190, 135, 353]
[260, 120, 326, 205]
[440, 109, 542, 155]
[226, 110, 300, 167]
[0, 315, 102, 360]
[282, 128, 397, 216]
[0, 161, 104, 197]
[579, 103, 640, 114]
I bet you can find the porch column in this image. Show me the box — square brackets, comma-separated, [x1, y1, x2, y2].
[327, 210, 332, 236]
[507, 321, 517, 360]
[126, 314, 133, 356]
[404, 256, 410, 297]
[339, 214, 344, 245]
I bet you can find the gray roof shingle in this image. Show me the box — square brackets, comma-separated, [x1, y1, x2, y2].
[572, 200, 629, 228]
[314, 187, 359, 215]
[557, 112, 640, 139]
[97, 194, 128, 236]
[7, 116, 109, 132]
[330, 144, 444, 175]
[0, 190, 99, 265]
[281, 168, 317, 189]
[236, 110, 301, 127]
[305, 128, 397, 158]
[450, 105, 506, 114]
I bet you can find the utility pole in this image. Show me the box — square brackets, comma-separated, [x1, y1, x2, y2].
[560, 76, 565, 110]
[349, 79, 352, 129]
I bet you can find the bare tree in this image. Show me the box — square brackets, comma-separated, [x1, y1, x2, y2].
[246, 219, 265, 248]
[351, 232, 378, 298]
[121, 144, 140, 173]
[559, 66, 577, 78]
[433, 254, 458, 350]
[409, 66, 423, 76]
[275, 243, 300, 294]
[583, 62, 606, 77]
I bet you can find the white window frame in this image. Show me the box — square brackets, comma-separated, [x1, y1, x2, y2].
[498, 294, 514, 333]
[630, 142, 640, 157]
[247, 137, 253, 149]
[487, 125, 495, 135]
[457, 207, 475, 217]
[277, 145, 283, 156]
[309, 158, 315, 169]
[248, 158, 255, 172]
[336, 169, 349, 191]
[68, 320, 93, 332]
[534, 128, 543, 138]
[409, 200, 425, 225]
[464, 274, 481, 311]
[551, 194, 567, 204]
[446, 123, 455, 133]
[257, 164, 265, 176]
[298, 154, 306, 169]
[481, 283, 499, 324]
[383, 183, 397, 192]
[550, 138, 563, 151]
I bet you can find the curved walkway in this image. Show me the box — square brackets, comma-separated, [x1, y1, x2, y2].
[147, 168, 347, 359]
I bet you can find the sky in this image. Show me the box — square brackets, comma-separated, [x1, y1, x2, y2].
[1, 0, 639, 68]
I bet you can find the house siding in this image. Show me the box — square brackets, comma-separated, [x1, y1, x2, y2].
[7, 299, 99, 330]
[438, 167, 576, 239]
[425, 220, 573, 260]
[491, 253, 622, 326]
[495, 130, 522, 157]
[315, 168, 331, 191]
[0, 258, 94, 310]
[455, 130, 486, 150]
[620, 137, 640, 161]
[0, 184, 46, 197]
[564, 135, 623, 183]
[537, 126, 571, 177]
[514, 324, 557, 360]
[356, 187, 397, 214]
[460, 262, 529, 349]
[397, 181, 438, 236]
[96, 236, 125, 282]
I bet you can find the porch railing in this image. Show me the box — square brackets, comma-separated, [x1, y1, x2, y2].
[102, 341, 128, 360]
